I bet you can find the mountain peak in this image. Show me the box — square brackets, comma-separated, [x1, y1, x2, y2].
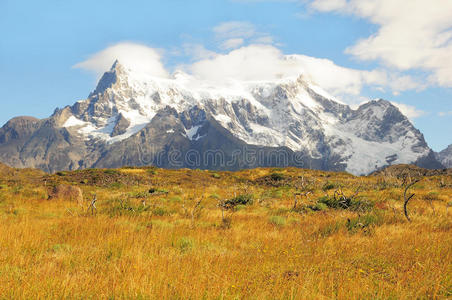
[110, 59, 126, 73]
[91, 60, 129, 95]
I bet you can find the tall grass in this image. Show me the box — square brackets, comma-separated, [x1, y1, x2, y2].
[0, 167, 450, 299]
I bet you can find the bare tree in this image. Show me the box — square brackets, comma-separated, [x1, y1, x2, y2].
[403, 178, 421, 222]
[293, 176, 312, 210]
[333, 186, 361, 210]
[88, 194, 97, 215]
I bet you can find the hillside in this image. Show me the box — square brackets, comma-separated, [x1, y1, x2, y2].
[0, 166, 451, 298]
[371, 164, 452, 177]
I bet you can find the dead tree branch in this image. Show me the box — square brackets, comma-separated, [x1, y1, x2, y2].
[403, 179, 421, 222]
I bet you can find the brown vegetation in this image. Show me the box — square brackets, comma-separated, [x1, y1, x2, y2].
[0, 165, 451, 299]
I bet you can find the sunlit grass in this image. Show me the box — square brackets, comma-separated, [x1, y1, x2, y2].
[0, 167, 450, 299]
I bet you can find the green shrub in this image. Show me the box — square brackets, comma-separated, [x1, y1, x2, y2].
[313, 202, 328, 211]
[129, 191, 149, 198]
[316, 195, 373, 212]
[224, 193, 253, 209]
[209, 193, 220, 200]
[169, 196, 182, 203]
[424, 191, 439, 201]
[152, 207, 170, 216]
[235, 204, 247, 211]
[104, 169, 120, 175]
[110, 182, 123, 189]
[269, 215, 286, 226]
[211, 173, 221, 179]
[176, 237, 194, 253]
[346, 213, 384, 234]
[149, 188, 168, 194]
[322, 181, 338, 191]
[318, 221, 342, 237]
[270, 172, 285, 181]
[106, 198, 140, 216]
[52, 244, 71, 252]
[147, 169, 157, 175]
[272, 190, 284, 198]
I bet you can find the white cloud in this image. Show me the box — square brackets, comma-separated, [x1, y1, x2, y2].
[253, 35, 274, 44]
[309, 0, 452, 87]
[221, 38, 245, 50]
[310, 0, 347, 11]
[213, 21, 256, 40]
[181, 43, 218, 61]
[213, 21, 274, 50]
[391, 102, 425, 120]
[73, 42, 169, 78]
[187, 44, 419, 103]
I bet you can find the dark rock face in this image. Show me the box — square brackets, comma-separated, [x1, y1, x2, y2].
[0, 116, 41, 144]
[435, 144, 452, 168]
[111, 114, 130, 137]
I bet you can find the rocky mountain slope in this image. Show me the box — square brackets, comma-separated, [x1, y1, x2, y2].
[435, 144, 452, 168]
[0, 61, 442, 174]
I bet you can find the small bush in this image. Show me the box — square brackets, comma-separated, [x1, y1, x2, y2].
[269, 215, 286, 226]
[129, 191, 150, 198]
[169, 196, 182, 203]
[147, 169, 157, 175]
[235, 204, 247, 211]
[270, 172, 285, 181]
[212, 173, 221, 179]
[313, 202, 328, 211]
[110, 182, 123, 189]
[318, 221, 342, 237]
[106, 198, 141, 217]
[322, 181, 338, 191]
[209, 193, 220, 200]
[424, 191, 439, 201]
[316, 195, 374, 212]
[104, 169, 120, 175]
[152, 207, 170, 216]
[272, 190, 284, 199]
[52, 244, 71, 252]
[176, 237, 194, 253]
[346, 213, 384, 234]
[149, 188, 168, 195]
[224, 194, 253, 209]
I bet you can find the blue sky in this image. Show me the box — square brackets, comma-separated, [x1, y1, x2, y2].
[1, 0, 451, 151]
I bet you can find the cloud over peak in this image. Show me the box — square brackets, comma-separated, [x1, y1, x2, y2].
[74, 41, 422, 106]
[73, 42, 169, 79]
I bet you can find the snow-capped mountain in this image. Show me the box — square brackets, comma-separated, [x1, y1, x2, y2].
[0, 60, 442, 174]
[436, 145, 452, 168]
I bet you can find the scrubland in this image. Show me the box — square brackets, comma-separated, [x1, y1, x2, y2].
[0, 165, 451, 299]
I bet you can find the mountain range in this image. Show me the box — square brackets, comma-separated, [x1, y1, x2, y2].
[0, 60, 445, 175]
[435, 144, 452, 168]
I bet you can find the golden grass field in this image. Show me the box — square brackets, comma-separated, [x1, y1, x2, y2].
[0, 164, 451, 299]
